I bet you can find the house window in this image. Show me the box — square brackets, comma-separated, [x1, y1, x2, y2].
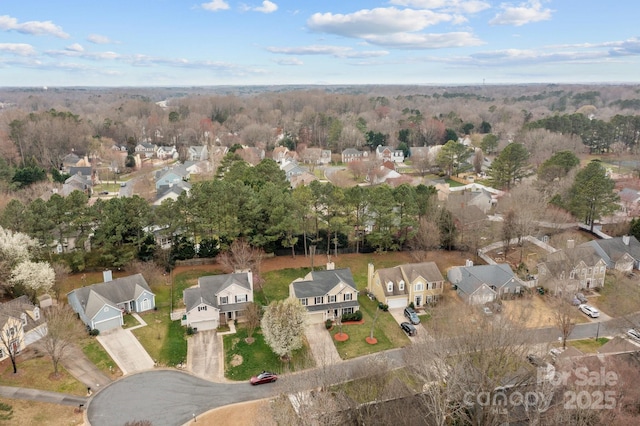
[220, 296, 228, 305]
[300, 298, 308, 306]
[235, 294, 248, 303]
[328, 295, 336, 303]
[600, 266, 605, 273]
[198, 306, 207, 312]
[342, 307, 354, 315]
[20, 314, 27, 326]
[588, 268, 592, 275]
[398, 280, 405, 291]
[570, 270, 575, 279]
[387, 282, 393, 292]
[236, 310, 245, 318]
[33, 308, 40, 321]
[314, 296, 324, 305]
[415, 283, 424, 291]
[0, 349, 3, 358]
[582, 268, 587, 275]
[344, 293, 352, 301]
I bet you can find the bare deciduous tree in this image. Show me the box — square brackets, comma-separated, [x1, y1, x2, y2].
[551, 297, 578, 349]
[36, 304, 84, 375]
[244, 302, 261, 343]
[216, 239, 265, 291]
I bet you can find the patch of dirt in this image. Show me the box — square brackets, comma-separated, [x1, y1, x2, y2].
[189, 400, 276, 426]
[244, 337, 255, 345]
[230, 354, 243, 367]
[501, 294, 557, 328]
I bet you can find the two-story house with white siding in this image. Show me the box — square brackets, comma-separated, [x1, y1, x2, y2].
[182, 271, 254, 331]
[289, 268, 359, 324]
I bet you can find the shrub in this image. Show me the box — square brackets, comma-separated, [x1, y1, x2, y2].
[341, 310, 363, 322]
[89, 328, 100, 336]
[377, 303, 389, 312]
[408, 302, 415, 310]
[325, 319, 333, 330]
[186, 326, 195, 335]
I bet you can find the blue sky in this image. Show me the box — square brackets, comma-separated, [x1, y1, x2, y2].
[1, 1, 639, 87]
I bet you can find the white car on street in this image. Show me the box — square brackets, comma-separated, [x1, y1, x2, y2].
[579, 304, 600, 318]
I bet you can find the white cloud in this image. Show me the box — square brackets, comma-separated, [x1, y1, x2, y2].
[267, 44, 388, 58]
[0, 15, 69, 38]
[66, 43, 84, 52]
[201, 0, 230, 11]
[490, 1, 553, 26]
[274, 58, 303, 66]
[0, 43, 36, 56]
[87, 34, 112, 44]
[307, 7, 452, 38]
[254, 1, 278, 13]
[390, 0, 490, 14]
[365, 31, 484, 49]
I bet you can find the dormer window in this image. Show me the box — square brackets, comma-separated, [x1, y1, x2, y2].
[20, 313, 27, 326]
[33, 308, 40, 321]
[387, 281, 393, 292]
[398, 280, 405, 291]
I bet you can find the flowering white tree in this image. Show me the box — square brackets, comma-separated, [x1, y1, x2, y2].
[261, 298, 306, 360]
[10, 260, 55, 296]
[0, 227, 42, 296]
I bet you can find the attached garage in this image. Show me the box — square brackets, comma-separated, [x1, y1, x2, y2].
[93, 316, 123, 333]
[188, 319, 218, 332]
[305, 311, 326, 325]
[386, 297, 408, 309]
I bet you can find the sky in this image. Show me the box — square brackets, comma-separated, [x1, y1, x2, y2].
[1, 0, 639, 87]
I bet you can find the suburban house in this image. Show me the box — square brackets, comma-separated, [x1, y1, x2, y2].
[341, 148, 369, 163]
[618, 187, 640, 217]
[272, 146, 297, 164]
[375, 145, 405, 163]
[67, 272, 156, 333]
[62, 173, 92, 196]
[0, 296, 47, 361]
[367, 262, 445, 309]
[300, 147, 331, 165]
[156, 145, 178, 160]
[537, 245, 607, 294]
[187, 145, 209, 162]
[447, 263, 523, 305]
[154, 165, 190, 190]
[580, 235, 640, 272]
[154, 181, 192, 205]
[289, 268, 359, 324]
[280, 160, 307, 182]
[135, 142, 158, 159]
[182, 271, 254, 331]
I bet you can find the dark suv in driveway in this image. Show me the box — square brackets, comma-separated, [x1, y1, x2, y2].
[404, 307, 420, 324]
[400, 322, 417, 336]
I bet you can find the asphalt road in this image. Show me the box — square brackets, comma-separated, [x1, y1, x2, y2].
[87, 370, 277, 426]
[87, 313, 640, 425]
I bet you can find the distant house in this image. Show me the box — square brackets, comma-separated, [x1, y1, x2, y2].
[184, 160, 211, 175]
[375, 145, 404, 163]
[67, 272, 156, 333]
[236, 147, 265, 165]
[0, 296, 46, 360]
[135, 142, 157, 159]
[154, 165, 190, 190]
[272, 146, 296, 164]
[581, 235, 640, 272]
[187, 145, 209, 162]
[448, 264, 523, 305]
[618, 188, 640, 216]
[290, 171, 318, 188]
[537, 245, 607, 294]
[341, 148, 369, 163]
[154, 181, 192, 205]
[62, 173, 92, 196]
[182, 272, 254, 331]
[289, 268, 359, 324]
[156, 145, 178, 160]
[368, 262, 445, 309]
[280, 160, 306, 182]
[300, 148, 331, 165]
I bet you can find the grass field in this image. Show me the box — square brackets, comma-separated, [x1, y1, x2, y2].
[569, 338, 610, 353]
[223, 326, 313, 381]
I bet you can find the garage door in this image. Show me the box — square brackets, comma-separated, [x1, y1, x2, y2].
[387, 297, 408, 309]
[306, 311, 325, 325]
[94, 317, 122, 333]
[190, 319, 218, 332]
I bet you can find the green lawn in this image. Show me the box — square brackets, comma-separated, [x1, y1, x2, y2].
[223, 326, 313, 381]
[132, 309, 187, 366]
[569, 338, 610, 353]
[81, 337, 119, 376]
[332, 295, 409, 359]
[122, 313, 140, 329]
[0, 355, 86, 396]
[256, 267, 311, 305]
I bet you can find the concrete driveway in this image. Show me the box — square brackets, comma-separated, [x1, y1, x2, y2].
[97, 327, 155, 375]
[187, 330, 222, 381]
[305, 323, 342, 366]
[389, 308, 431, 342]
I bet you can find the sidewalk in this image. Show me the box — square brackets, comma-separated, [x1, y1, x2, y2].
[0, 385, 88, 407]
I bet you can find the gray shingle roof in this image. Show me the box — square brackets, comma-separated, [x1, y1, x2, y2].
[584, 236, 640, 265]
[0, 296, 43, 332]
[67, 273, 153, 319]
[184, 272, 252, 312]
[448, 263, 519, 296]
[291, 269, 356, 298]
